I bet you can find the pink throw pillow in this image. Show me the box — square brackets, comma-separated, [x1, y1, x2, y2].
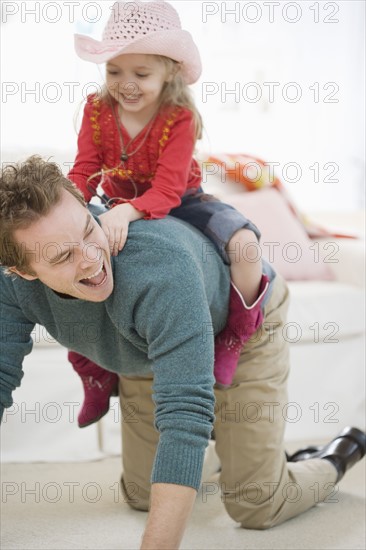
[224, 188, 334, 281]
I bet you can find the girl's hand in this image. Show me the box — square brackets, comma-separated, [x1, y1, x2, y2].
[99, 203, 144, 256]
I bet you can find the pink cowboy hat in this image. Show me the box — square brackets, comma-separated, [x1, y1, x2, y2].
[74, 0, 202, 84]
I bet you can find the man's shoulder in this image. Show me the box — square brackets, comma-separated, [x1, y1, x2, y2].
[123, 217, 207, 261]
[115, 216, 223, 280]
[0, 268, 41, 305]
[1, 268, 22, 294]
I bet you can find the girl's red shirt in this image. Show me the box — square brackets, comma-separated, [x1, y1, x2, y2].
[68, 95, 202, 219]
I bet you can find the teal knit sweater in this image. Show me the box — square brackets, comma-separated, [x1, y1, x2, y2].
[0, 216, 274, 489]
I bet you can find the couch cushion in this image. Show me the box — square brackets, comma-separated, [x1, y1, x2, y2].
[224, 189, 335, 281]
[286, 281, 365, 342]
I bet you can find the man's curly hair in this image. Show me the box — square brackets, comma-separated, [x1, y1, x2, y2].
[0, 155, 85, 274]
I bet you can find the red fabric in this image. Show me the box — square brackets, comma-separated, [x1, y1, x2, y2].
[68, 95, 201, 219]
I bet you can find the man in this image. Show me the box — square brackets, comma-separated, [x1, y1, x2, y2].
[0, 156, 365, 550]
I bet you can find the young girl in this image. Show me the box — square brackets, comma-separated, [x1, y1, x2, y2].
[68, 0, 271, 428]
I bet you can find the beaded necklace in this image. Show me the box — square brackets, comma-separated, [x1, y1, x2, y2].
[87, 97, 159, 207]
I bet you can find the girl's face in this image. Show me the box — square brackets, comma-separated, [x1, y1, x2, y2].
[106, 53, 171, 120]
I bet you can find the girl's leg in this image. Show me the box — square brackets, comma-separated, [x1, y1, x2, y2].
[169, 190, 271, 387]
[214, 228, 270, 388]
[68, 351, 119, 428]
[226, 228, 262, 305]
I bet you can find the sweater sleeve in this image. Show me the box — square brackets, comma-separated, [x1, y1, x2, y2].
[0, 278, 34, 422]
[131, 109, 198, 219]
[68, 96, 104, 202]
[125, 247, 216, 491]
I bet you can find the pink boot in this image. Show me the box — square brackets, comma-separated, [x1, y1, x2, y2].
[68, 351, 119, 428]
[214, 274, 270, 388]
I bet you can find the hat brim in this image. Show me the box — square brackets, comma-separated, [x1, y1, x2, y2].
[74, 30, 201, 84]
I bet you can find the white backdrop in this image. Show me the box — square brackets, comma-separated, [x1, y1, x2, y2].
[1, 0, 365, 211]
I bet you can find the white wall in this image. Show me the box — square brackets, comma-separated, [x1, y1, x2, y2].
[1, 0, 365, 211]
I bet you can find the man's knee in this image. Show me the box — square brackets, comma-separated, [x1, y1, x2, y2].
[120, 476, 150, 512]
[225, 502, 280, 530]
[223, 491, 282, 530]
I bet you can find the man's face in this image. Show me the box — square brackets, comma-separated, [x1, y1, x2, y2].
[12, 190, 114, 302]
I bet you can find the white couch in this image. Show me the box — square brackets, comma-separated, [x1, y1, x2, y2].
[285, 236, 365, 441]
[1, 196, 365, 462]
[204, 174, 365, 442]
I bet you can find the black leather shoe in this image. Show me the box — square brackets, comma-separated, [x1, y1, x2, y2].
[287, 445, 323, 461]
[287, 427, 366, 482]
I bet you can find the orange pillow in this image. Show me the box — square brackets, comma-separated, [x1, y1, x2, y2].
[207, 153, 282, 192]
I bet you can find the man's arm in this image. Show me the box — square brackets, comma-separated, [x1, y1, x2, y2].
[134, 257, 215, 548]
[0, 274, 34, 420]
[115, 230, 219, 548]
[141, 484, 196, 550]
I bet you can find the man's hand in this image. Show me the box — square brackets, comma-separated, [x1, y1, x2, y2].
[140, 483, 197, 550]
[99, 203, 144, 256]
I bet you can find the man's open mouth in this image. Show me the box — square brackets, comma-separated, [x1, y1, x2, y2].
[79, 262, 107, 287]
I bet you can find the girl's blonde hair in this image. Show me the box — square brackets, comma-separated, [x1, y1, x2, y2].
[98, 55, 203, 141]
[157, 56, 203, 141]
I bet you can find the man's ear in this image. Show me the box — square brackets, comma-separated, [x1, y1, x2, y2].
[8, 267, 38, 281]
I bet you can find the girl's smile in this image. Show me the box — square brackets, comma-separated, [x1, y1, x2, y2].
[106, 53, 171, 124]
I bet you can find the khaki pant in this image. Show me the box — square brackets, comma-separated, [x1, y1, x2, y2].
[119, 274, 337, 529]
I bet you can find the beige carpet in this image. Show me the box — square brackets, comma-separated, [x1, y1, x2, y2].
[1, 447, 365, 550]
